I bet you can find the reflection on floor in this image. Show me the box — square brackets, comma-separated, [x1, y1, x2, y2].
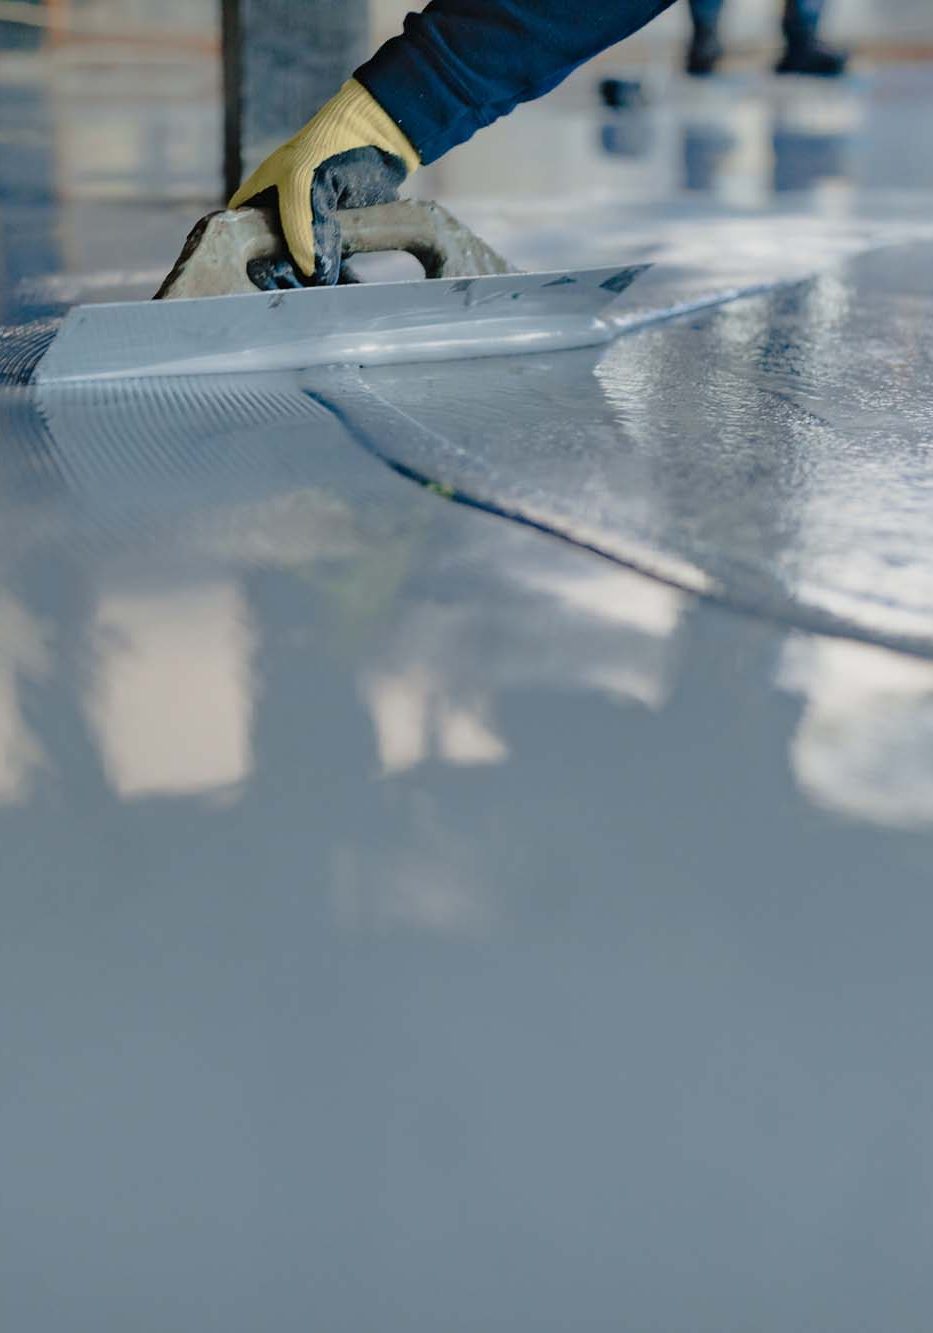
[779, 631, 933, 827]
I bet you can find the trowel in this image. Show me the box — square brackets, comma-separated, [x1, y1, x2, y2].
[34, 199, 648, 385]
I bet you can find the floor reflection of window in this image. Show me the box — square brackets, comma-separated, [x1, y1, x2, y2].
[0, 595, 50, 804]
[436, 702, 508, 767]
[779, 633, 933, 830]
[515, 563, 685, 710]
[85, 581, 255, 800]
[363, 668, 508, 777]
[361, 558, 686, 777]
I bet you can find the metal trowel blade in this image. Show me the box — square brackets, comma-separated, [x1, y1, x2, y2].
[35, 263, 649, 386]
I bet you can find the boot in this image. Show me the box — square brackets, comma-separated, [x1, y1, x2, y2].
[686, 24, 723, 77]
[776, 23, 848, 76]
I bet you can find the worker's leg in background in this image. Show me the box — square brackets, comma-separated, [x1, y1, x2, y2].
[686, 0, 725, 77]
[777, 0, 849, 75]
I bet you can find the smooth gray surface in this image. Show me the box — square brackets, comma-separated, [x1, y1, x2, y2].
[3, 385, 933, 1333]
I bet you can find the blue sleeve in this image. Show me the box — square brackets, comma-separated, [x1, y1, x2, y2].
[355, 0, 677, 164]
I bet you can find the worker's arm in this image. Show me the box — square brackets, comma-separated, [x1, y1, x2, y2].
[230, 0, 676, 280]
[355, 0, 676, 164]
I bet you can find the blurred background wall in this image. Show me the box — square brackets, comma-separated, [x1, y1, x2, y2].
[2, 0, 932, 53]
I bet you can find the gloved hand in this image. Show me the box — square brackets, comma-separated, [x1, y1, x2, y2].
[228, 78, 420, 284]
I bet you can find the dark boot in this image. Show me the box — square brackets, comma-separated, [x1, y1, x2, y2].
[686, 24, 723, 76]
[776, 17, 848, 76]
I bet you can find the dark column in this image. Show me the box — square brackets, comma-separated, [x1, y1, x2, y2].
[222, 0, 369, 200]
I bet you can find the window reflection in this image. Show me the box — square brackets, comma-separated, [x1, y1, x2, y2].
[363, 666, 509, 776]
[778, 633, 933, 829]
[361, 543, 686, 777]
[0, 595, 50, 804]
[84, 581, 255, 800]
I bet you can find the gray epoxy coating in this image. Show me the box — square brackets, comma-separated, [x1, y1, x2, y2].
[4, 45, 933, 1333]
[5, 392, 933, 1333]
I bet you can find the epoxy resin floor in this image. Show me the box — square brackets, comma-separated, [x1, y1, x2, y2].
[3, 42, 933, 1333]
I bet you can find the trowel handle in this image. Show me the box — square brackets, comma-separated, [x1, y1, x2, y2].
[338, 200, 511, 279]
[155, 199, 511, 300]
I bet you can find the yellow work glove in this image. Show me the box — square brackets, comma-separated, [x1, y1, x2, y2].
[229, 78, 420, 284]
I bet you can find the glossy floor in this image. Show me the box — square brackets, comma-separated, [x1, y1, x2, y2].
[5, 378, 933, 1332]
[3, 43, 933, 1333]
